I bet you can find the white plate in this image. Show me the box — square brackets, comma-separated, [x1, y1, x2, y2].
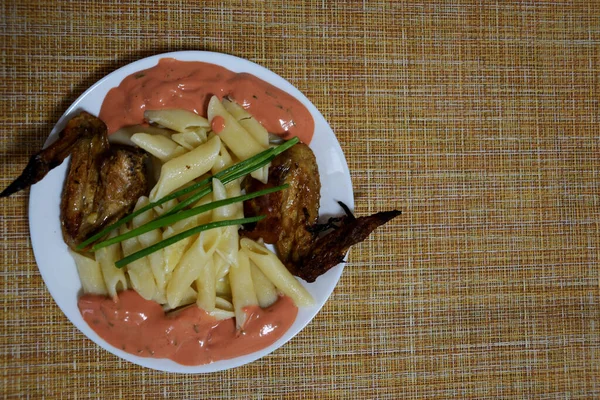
[28, 51, 354, 373]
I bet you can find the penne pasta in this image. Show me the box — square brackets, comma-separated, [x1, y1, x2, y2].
[172, 128, 207, 150]
[166, 229, 221, 309]
[213, 252, 231, 283]
[144, 109, 209, 132]
[162, 287, 197, 312]
[153, 198, 180, 217]
[216, 276, 232, 297]
[211, 179, 239, 268]
[132, 197, 167, 303]
[229, 251, 259, 329]
[211, 140, 234, 174]
[250, 164, 270, 184]
[215, 297, 234, 312]
[215, 228, 238, 271]
[225, 178, 244, 219]
[131, 132, 186, 162]
[250, 262, 279, 308]
[210, 309, 236, 321]
[214, 99, 270, 183]
[161, 191, 213, 275]
[162, 235, 194, 277]
[120, 224, 158, 301]
[95, 230, 128, 300]
[69, 250, 108, 296]
[212, 178, 237, 220]
[222, 98, 270, 148]
[149, 135, 220, 201]
[195, 254, 216, 313]
[240, 238, 314, 307]
[207, 96, 264, 161]
[111, 124, 174, 147]
[114, 124, 175, 138]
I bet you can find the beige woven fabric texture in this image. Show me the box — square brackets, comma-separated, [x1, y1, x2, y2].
[1, 1, 599, 398]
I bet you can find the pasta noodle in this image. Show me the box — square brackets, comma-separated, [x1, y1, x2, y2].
[114, 124, 174, 138]
[210, 309, 235, 321]
[120, 224, 158, 301]
[207, 96, 264, 160]
[171, 128, 207, 150]
[131, 133, 186, 162]
[110, 124, 174, 148]
[215, 297, 234, 312]
[162, 287, 197, 312]
[166, 229, 221, 309]
[149, 135, 221, 201]
[95, 230, 128, 299]
[220, 98, 271, 182]
[210, 297, 236, 321]
[240, 238, 314, 307]
[222, 98, 270, 148]
[216, 276, 232, 297]
[229, 251, 258, 328]
[225, 178, 244, 219]
[132, 197, 167, 303]
[161, 192, 213, 275]
[144, 109, 209, 132]
[211, 139, 234, 175]
[153, 198, 179, 217]
[70, 250, 108, 296]
[195, 253, 217, 313]
[213, 252, 231, 283]
[211, 179, 239, 273]
[250, 262, 278, 308]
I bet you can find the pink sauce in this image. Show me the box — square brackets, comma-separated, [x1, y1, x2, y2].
[99, 58, 314, 144]
[79, 290, 298, 366]
[211, 115, 226, 134]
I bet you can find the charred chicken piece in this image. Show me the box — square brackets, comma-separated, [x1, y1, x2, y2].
[0, 112, 107, 198]
[1, 112, 148, 250]
[243, 143, 321, 276]
[298, 204, 401, 282]
[61, 144, 148, 250]
[242, 143, 401, 282]
[59, 114, 110, 249]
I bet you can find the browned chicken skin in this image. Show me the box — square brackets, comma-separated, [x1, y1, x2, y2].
[59, 114, 111, 249]
[61, 144, 148, 250]
[1, 112, 148, 250]
[0, 111, 108, 198]
[242, 143, 401, 282]
[297, 205, 401, 282]
[243, 143, 321, 275]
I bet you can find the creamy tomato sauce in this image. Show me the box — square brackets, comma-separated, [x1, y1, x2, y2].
[79, 290, 298, 366]
[211, 115, 226, 134]
[99, 58, 314, 144]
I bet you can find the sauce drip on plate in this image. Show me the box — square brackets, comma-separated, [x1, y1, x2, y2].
[99, 58, 314, 144]
[79, 290, 298, 366]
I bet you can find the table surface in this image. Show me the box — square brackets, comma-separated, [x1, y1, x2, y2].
[1, 1, 599, 398]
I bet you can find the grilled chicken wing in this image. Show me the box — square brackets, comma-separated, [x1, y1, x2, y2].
[242, 143, 401, 282]
[295, 206, 401, 282]
[0, 112, 107, 198]
[61, 144, 148, 250]
[243, 143, 321, 276]
[1, 112, 148, 250]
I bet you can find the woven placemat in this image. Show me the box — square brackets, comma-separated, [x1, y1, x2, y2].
[1, 1, 599, 398]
